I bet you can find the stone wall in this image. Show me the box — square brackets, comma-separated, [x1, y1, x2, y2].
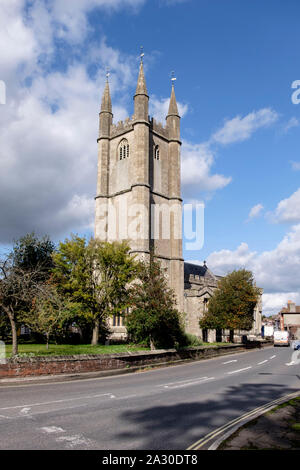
[0, 342, 272, 380]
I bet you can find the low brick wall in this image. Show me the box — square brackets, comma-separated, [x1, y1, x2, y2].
[0, 341, 272, 379]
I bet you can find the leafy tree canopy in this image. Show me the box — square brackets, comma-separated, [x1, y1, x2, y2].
[200, 269, 260, 331]
[52, 235, 139, 344]
[126, 257, 185, 349]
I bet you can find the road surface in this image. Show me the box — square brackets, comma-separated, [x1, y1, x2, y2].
[0, 345, 299, 450]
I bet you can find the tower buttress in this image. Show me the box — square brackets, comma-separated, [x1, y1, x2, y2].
[95, 77, 113, 241]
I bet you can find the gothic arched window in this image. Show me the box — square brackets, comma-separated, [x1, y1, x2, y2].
[119, 139, 129, 160]
[154, 145, 160, 160]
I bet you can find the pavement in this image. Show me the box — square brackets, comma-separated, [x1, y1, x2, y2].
[219, 396, 300, 450]
[0, 345, 299, 450]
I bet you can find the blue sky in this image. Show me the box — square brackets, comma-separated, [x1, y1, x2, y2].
[0, 0, 300, 314]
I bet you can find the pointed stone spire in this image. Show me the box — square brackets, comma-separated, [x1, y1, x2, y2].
[135, 60, 148, 97]
[101, 78, 112, 113]
[167, 82, 180, 118]
[134, 49, 149, 121]
[99, 73, 113, 138]
[166, 76, 180, 140]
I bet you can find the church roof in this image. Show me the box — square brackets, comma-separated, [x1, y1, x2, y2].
[184, 262, 219, 283]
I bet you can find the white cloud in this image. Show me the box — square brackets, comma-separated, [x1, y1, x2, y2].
[283, 117, 299, 133]
[263, 292, 300, 316]
[272, 188, 300, 224]
[179, 108, 278, 197]
[207, 242, 257, 275]
[212, 108, 279, 145]
[0, 1, 37, 79]
[248, 203, 264, 220]
[181, 141, 231, 193]
[0, 1, 140, 244]
[28, 0, 146, 44]
[150, 95, 188, 124]
[207, 224, 300, 314]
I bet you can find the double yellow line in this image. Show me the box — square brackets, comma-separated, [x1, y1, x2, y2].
[187, 390, 300, 450]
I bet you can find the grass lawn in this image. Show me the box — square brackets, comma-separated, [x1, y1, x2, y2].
[3, 341, 233, 358]
[4, 343, 150, 357]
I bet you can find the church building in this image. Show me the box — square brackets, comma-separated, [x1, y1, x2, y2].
[94, 56, 262, 342]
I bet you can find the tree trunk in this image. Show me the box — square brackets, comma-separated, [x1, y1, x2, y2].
[91, 319, 99, 346]
[229, 329, 234, 343]
[46, 333, 49, 350]
[7, 310, 18, 356]
[149, 335, 155, 351]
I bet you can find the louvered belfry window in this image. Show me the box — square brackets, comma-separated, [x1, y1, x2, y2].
[119, 139, 129, 160]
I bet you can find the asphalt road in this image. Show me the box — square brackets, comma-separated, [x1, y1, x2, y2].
[0, 345, 299, 450]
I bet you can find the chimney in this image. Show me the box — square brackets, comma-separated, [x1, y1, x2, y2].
[288, 301, 296, 313]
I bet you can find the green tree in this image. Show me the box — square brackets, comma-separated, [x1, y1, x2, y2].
[126, 257, 185, 350]
[52, 236, 139, 345]
[0, 257, 43, 355]
[0, 233, 55, 355]
[12, 232, 55, 282]
[22, 284, 73, 349]
[200, 269, 260, 339]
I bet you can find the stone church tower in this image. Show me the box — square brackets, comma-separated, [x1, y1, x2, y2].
[94, 57, 263, 342]
[95, 59, 184, 321]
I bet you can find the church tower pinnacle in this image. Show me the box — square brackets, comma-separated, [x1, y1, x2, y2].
[134, 49, 149, 121]
[166, 73, 180, 141]
[99, 71, 113, 138]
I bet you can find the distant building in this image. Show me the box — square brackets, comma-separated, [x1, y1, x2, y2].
[279, 301, 300, 339]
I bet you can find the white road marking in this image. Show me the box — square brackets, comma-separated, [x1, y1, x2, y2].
[41, 426, 65, 434]
[20, 407, 31, 415]
[118, 394, 137, 400]
[0, 393, 115, 412]
[286, 361, 295, 366]
[227, 366, 252, 375]
[222, 360, 238, 364]
[40, 425, 93, 449]
[257, 360, 268, 365]
[164, 377, 215, 389]
[56, 434, 92, 449]
[159, 377, 208, 387]
[269, 355, 276, 359]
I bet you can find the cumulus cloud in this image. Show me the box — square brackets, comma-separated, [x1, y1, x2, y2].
[263, 292, 300, 315]
[212, 108, 279, 145]
[247, 203, 264, 220]
[179, 108, 278, 198]
[0, 1, 141, 244]
[207, 224, 300, 314]
[272, 188, 300, 224]
[181, 141, 231, 193]
[149, 95, 188, 124]
[27, 0, 146, 44]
